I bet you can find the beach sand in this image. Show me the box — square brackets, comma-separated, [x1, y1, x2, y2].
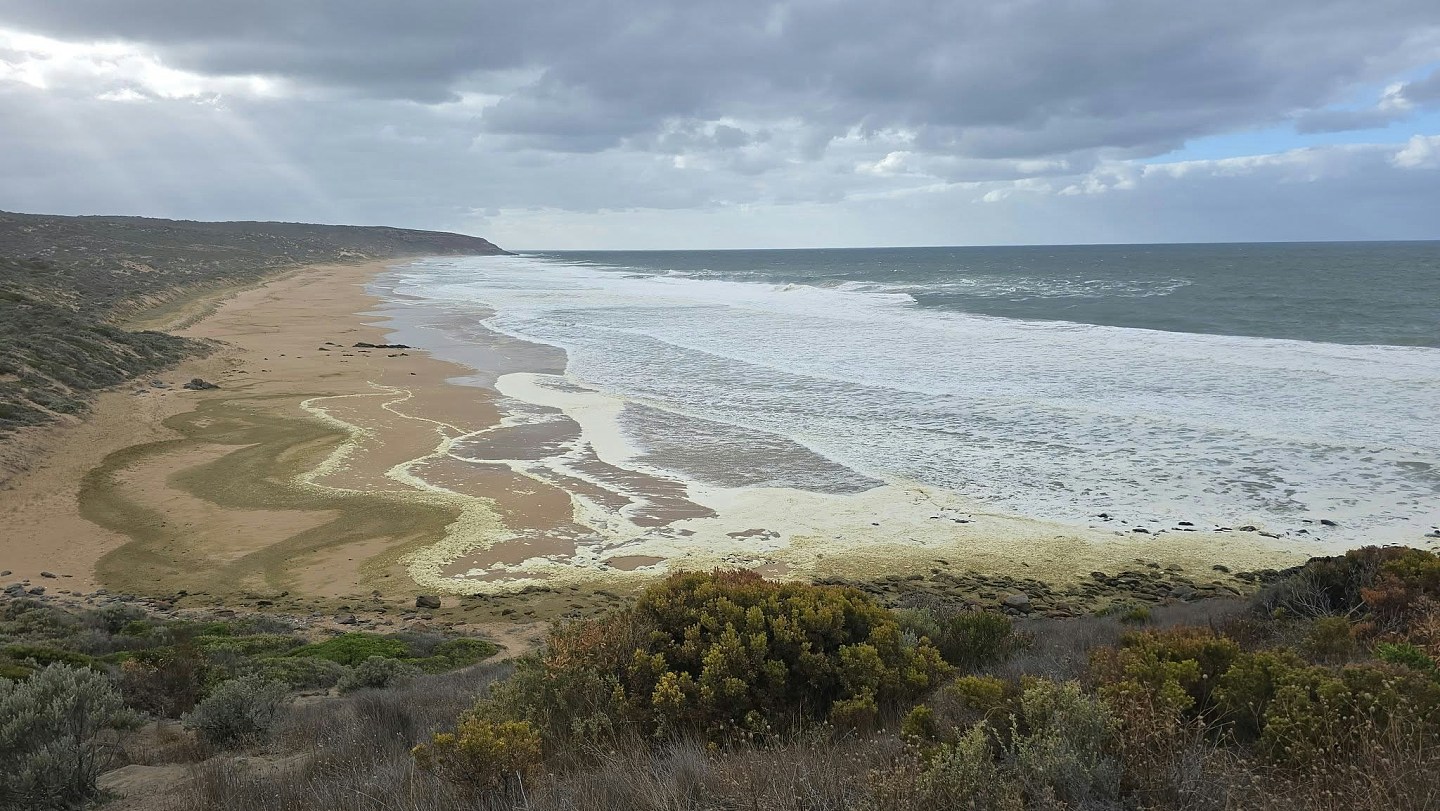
[0, 258, 1319, 623]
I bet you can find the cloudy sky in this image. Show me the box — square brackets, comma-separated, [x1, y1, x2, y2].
[1, 1, 1439, 249]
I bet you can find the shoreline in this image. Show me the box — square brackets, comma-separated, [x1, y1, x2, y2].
[0, 256, 1327, 626]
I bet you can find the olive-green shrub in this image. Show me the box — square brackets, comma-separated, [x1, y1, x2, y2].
[492, 570, 949, 744]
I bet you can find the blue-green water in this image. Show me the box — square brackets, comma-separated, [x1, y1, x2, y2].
[541, 242, 1440, 347]
[380, 242, 1440, 544]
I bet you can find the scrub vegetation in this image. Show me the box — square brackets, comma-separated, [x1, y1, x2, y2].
[5, 545, 1440, 809]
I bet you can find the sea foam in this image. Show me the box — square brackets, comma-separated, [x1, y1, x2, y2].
[375, 253, 1440, 545]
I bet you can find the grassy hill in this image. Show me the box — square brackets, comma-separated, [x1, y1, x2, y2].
[0, 211, 507, 438]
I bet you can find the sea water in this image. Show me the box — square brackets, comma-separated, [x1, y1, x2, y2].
[374, 242, 1440, 545]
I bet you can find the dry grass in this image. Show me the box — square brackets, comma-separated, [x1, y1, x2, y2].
[995, 598, 1248, 681]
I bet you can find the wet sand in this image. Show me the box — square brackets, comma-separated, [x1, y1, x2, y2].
[0, 258, 1319, 621]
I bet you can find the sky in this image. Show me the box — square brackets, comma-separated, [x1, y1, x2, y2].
[0, 1, 1438, 249]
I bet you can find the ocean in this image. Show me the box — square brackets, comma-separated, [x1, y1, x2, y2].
[373, 242, 1440, 548]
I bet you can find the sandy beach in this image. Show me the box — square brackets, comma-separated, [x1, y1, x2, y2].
[0, 258, 1320, 621]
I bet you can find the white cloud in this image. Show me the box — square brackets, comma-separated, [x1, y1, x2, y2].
[0, 27, 281, 102]
[1392, 134, 1440, 168]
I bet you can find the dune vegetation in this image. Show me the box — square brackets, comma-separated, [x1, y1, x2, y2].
[3, 545, 1440, 810]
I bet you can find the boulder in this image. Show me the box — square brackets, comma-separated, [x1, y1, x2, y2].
[1002, 593, 1032, 611]
[183, 378, 219, 390]
[416, 595, 442, 609]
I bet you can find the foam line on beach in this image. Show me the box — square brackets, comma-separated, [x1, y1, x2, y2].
[297, 385, 526, 593]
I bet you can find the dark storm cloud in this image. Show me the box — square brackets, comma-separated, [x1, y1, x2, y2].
[3, 0, 1438, 159]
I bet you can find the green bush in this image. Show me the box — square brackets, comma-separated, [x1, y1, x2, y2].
[0, 644, 103, 672]
[1092, 627, 1240, 715]
[288, 632, 409, 666]
[182, 675, 290, 747]
[337, 655, 418, 694]
[1302, 616, 1357, 662]
[1212, 649, 1308, 741]
[898, 609, 1018, 671]
[413, 717, 542, 793]
[915, 725, 1022, 809]
[0, 659, 35, 681]
[935, 612, 1019, 671]
[413, 638, 500, 674]
[1215, 651, 1440, 763]
[895, 607, 942, 638]
[0, 664, 139, 810]
[1375, 642, 1438, 676]
[1007, 679, 1120, 806]
[914, 675, 1016, 744]
[118, 619, 154, 637]
[195, 633, 302, 658]
[248, 656, 348, 689]
[1118, 605, 1152, 625]
[491, 570, 949, 744]
[896, 679, 1118, 808]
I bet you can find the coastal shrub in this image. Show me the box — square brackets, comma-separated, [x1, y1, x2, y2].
[1302, 616, 1357, 662]
[413, 638, 500, 674]
[84, 603, 147, 635]
[1006, 679, 1121, 806]
[936, 612, 1019, 671]
[914, 725, 1023, 810]
[916, 675, 1017, 742]
[195, 633, 302, 658]
[1260, 665, 1440, 765]
[118, 619, 154, 637]
[248, 656, 348, 689]
[492, 570, 949, 745]
[1215, 650, 1440, 764]
[897, 608, 1019, 671]
[1375, 641, 1438, 676]
[0, 643, 103, 672]
[0, 659, 35, 681]
[337, 655, 418, 693]
[901, 704, 937, 741]
[0, 600, 79, 640]
[1261, 546, 1440, 624]
[0, 664, 139, 810]
[229, 614, 298, 635]
[183, 675, 290, 747]
[895, 608, 942, 645]
[1093, 627, 1241, 715]
[1362, 548, 1440, 627]
[288, 632, 409, 666]
[1118, 604, 1152, 625]
[413, 717, 543, 793]
[118, 643, 211, 717]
